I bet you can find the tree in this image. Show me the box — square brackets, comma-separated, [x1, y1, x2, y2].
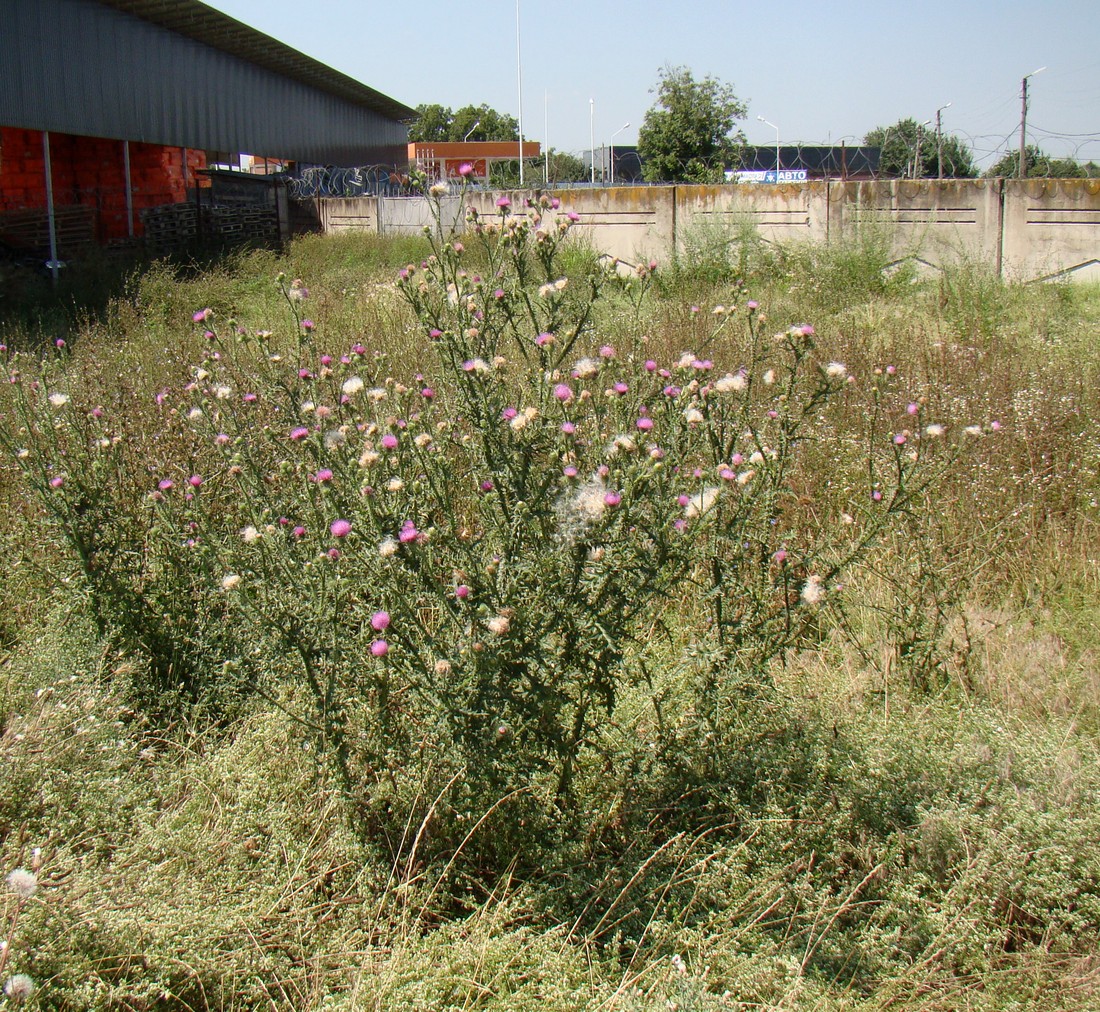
[985, 145, 1088, 179]
[450, 104, 519, 143]
[637, 66, 746, 183]
[407, 103, 518, 144]
[407, 104, 452, 143]
[543, 149, 587, 184]
[864, 118, 976, 178]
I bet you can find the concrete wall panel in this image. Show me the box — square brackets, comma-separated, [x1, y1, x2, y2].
[309, 180, 1100, 283]
[1001, 178, 1100, 281]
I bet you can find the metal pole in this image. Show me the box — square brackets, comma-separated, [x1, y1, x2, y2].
[610, 122, 629, 185]
[1019, 77, 1027, 178]
[516, 0, 524, 186]
[544, 90, 549, 186]
[42, 131, 59, 286]
[758, 117, 780, 180]
[123, 140, 134, 237]
[590, 98, 595, 184]
[1019, 67, 1045, 179]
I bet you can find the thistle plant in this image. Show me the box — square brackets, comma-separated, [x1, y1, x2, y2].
[0, 177, 1002, 862]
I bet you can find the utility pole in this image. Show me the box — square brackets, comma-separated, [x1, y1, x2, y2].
[1019, 67, 1045, 179]
[590, 98, 595, 184]
[516, 0, 524, 185]
[935, 102, 951, 179]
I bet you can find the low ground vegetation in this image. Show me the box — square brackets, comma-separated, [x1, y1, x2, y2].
[1, 190, 1099, 1009]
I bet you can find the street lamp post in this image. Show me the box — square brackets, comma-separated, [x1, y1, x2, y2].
[609, 122, 629, 184]
[935, 102, 951, 179]
[758, 116, 780, 179]
[1019, 66, 1046, 178]
[516, 0, 524, 185]
[463, 119, 481, 143]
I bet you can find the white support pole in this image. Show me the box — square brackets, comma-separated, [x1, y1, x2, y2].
[42, 132, 59, 286]
[123, 140, 134, 237]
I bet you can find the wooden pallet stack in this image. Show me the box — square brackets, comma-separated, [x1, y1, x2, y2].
[140, 201, 278, 256]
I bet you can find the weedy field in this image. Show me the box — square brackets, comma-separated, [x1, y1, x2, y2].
[1, 189, 1099, 1011]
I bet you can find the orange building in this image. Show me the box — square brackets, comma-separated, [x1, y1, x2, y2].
[409, 142, 541, 183]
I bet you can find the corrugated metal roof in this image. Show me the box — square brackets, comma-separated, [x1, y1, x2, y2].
[98, 0, 416, 122]
[0, 0, 413, 166]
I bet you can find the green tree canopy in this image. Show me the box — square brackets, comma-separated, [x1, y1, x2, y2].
[864, 118, 977, 178]
[408, 103, 519, 144]
[984, 145, 1090, 179]
[637, 66, 746, 183]
[544, 149, 587, 184]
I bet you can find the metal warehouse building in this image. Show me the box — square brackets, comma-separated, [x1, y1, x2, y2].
[0, 0, 415, 254]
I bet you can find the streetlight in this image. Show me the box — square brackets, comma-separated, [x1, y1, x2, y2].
[463, 119, 481, 143]
[609, 122, 629, 184]
[1019, 66, 1046, 178]
[516, 0, 525, 185]
[935, 102, 951, 178]
[757, 116, 780, 179]
[590, 98, 595, 184]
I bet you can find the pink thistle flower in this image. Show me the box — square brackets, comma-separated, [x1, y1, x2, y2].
[398, 520, 419, 543]
[158, 479, 174, 491]
[720, 468, 736, 481]
[330, 519, 352, 538]
[192, 308, 211, 323]
[636, 417, 654, 431]
[290, 426, 309, 441]
[456, 584, 470, 599]
[320, 354, 332, 366]
[380, 433, 399, 450]
[458, 162, 474, 177]
[561, 421, 575, 435]
[421, 387, 435, 399]
[352, 343, 366, 355]
[907, 402, 919, 415]
[328, 547, 341, 560]
[599, 345, 616, 359]
[535, 332, 554, 347]
[189, 474, 203, 488]
[50, 475, 65, 488]
[301, 319, 315, 331]
[371, 610, 391, 631]
[215, 433, 230, 445]
[292, 526, 306, 538]
[371, 639, 389, 657]
[747, 300, 759, 310]
[313, 468, 334, 482]
[299, 369, 312, 379]
[567, 211, 580, 222]
[645, 360, 657, 372]
[553, 383, 574, 403]
[773, 548, 787, 563]
[613, 382, 629, 395]
[481, 480, 494, 492]
[243, 392, 258, 402]
[496, 196, 511, 209]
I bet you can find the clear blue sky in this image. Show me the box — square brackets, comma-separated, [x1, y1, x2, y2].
[210, 0, 1099, 169]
